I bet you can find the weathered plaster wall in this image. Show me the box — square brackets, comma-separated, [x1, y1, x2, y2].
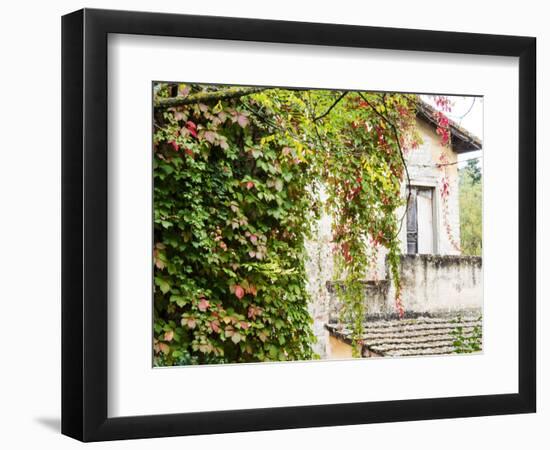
[387, 254, 483, 315]
[325, 254, 483, 324]
[326, 280, 390, 321]
[326, 335, 353, 360]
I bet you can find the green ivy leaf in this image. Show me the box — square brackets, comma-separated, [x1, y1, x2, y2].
[155, 277, 170, 294]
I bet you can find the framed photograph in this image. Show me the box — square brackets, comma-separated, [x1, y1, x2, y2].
[62, 8, 536, 442]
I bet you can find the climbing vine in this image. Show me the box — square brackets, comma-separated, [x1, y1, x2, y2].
[433, 97, 462, 253]
[153, 83, 421, 364]
[451, 314, 483, 353]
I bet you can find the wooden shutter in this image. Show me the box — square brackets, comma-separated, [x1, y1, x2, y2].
[406, 188, 418, 254]
[417, 188, 434, 254]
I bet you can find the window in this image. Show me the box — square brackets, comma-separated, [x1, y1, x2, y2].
[406, 186, 436, 254]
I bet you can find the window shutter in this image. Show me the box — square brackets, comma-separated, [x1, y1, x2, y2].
[406, 188, 418, 254]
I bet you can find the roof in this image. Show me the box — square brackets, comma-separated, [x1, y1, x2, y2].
[325, 315, 482, 358]
[416, 100, 482, 154]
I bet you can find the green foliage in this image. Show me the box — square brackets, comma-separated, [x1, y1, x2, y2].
[451, 315, 482, 353]
[152, 83, 419, 364]
[465, 158, 481, 183]
[459, 159, 482, 256]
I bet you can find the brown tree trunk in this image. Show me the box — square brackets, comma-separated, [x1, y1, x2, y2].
[154, 87, 269, 108]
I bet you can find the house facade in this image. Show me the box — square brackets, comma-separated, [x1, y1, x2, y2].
[305, 102, 483, 358]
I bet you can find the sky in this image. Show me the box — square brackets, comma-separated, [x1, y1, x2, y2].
[421, 95, 483, 170]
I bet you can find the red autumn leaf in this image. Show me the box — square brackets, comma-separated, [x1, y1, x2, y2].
[173, 111, 186, 121]
[169, 141, 179, 151]
[177, 84, 190, 97]
[219, 138, 229, 150]
[247, 306, 256, 319]
[234, 285, 245, 300]
[218, 111, 228, 122]
[164, 330, 174, 342]
[236, 114, 249, 128]
[198, 298, 210, 312]
[184, 148, 193, 157]
[247, 305, 262, 319]
[153, 251, 165, 270]
[204, 130, 217, 144]
[158, 342, 170, 355]
[210, 319, 221, 333]
[186, 120, 198, 138]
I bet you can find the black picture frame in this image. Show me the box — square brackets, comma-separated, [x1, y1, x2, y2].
[62, 8, 536, 442]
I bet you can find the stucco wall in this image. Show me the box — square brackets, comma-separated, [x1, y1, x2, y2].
[387, 254, 482, 315]
[326, 254, 482, 321]
[326, 280, 390, 322]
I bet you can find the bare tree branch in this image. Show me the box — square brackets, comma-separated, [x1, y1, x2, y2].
[313, 91, 349, 121]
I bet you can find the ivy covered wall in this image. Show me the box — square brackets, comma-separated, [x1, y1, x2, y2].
[152, 83, 421, 364]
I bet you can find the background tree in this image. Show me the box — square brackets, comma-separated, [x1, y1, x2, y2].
[465, 157, 482, 183]
[459, 158, 482, 256]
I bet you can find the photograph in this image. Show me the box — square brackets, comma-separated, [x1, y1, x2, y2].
[152, 82, 483, 366]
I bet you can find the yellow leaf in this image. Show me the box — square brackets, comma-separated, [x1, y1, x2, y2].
[213, 100, 223, 113]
